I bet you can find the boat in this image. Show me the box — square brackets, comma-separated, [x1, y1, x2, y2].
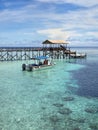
[22, 56, 55, 71]
[70, 53, 87, 58]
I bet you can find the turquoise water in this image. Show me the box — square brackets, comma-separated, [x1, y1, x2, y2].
[0, 47, 98, 130]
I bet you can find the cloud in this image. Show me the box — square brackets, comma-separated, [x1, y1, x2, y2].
[0, 0, 98, 46]
[36, 0, 98, 7]
[0, 9, 26, 22]
[37, 5, 98, 41]
[38, 28, 70, 40]
[0, 2, 39, 23]
[0, 0, 98, 27]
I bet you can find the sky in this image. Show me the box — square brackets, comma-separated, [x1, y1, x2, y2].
[0, 0, 98, 47]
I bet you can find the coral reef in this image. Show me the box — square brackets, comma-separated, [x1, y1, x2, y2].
[73, 127, 80, 130]
[89, 123, 98, 130]
[53, 103, 64, 107]
[69, 117, 85, 123]
[58, 107, 72, 115]
[62, 96, 75, 101]
[85, 107, 98, 114]
[49, 115, 60, 123]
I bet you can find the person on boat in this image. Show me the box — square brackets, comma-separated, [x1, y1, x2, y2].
[43, 59, 48, 65]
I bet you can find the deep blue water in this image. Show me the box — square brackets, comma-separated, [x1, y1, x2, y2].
[70, 47, 98, 97]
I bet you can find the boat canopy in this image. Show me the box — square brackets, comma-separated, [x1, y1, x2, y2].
[33, 56, 49, 60]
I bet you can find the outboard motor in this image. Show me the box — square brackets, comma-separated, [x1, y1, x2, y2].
[22, 64, 26, 71]
[28, 64, 32, 71]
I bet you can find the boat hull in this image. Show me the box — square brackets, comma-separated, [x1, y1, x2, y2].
[22, 63, 55, 71]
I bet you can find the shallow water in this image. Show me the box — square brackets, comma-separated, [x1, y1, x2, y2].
[0, 47, 98, 130]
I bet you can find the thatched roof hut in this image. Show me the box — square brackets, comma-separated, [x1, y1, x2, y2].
[42, 40, 68, 44]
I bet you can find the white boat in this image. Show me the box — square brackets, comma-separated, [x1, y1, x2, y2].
[22, 56, 55, 71]
[70, 53, 86, 58]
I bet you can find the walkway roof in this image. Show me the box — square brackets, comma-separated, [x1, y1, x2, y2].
[42, 40, 68, 44]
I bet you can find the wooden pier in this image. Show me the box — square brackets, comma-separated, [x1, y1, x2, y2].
[0, 47, 40, 61]
[0, 40, 79, 61]
[0, 46, 76, 61]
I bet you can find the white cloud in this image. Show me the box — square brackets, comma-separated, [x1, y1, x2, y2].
[0, 0, 98, 46]
[0, 3, 38, 23]
[38, 28, 70, 40]
[37, 0, 98, 7]
[0, 0, 98, 26]
[37, 5, 98, 43]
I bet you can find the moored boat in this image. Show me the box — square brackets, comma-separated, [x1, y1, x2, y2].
[22, 56, 55, 71]
[70, 53, 87, 58]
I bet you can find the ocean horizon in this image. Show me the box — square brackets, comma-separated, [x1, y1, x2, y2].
[0, 46, 98, 48]
[0, 47, 98, 130]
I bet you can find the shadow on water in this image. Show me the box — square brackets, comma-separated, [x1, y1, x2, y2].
[73, 62, 98, 97]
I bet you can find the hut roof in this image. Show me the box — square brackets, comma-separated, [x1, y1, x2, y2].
[42, 40, 68, 44]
